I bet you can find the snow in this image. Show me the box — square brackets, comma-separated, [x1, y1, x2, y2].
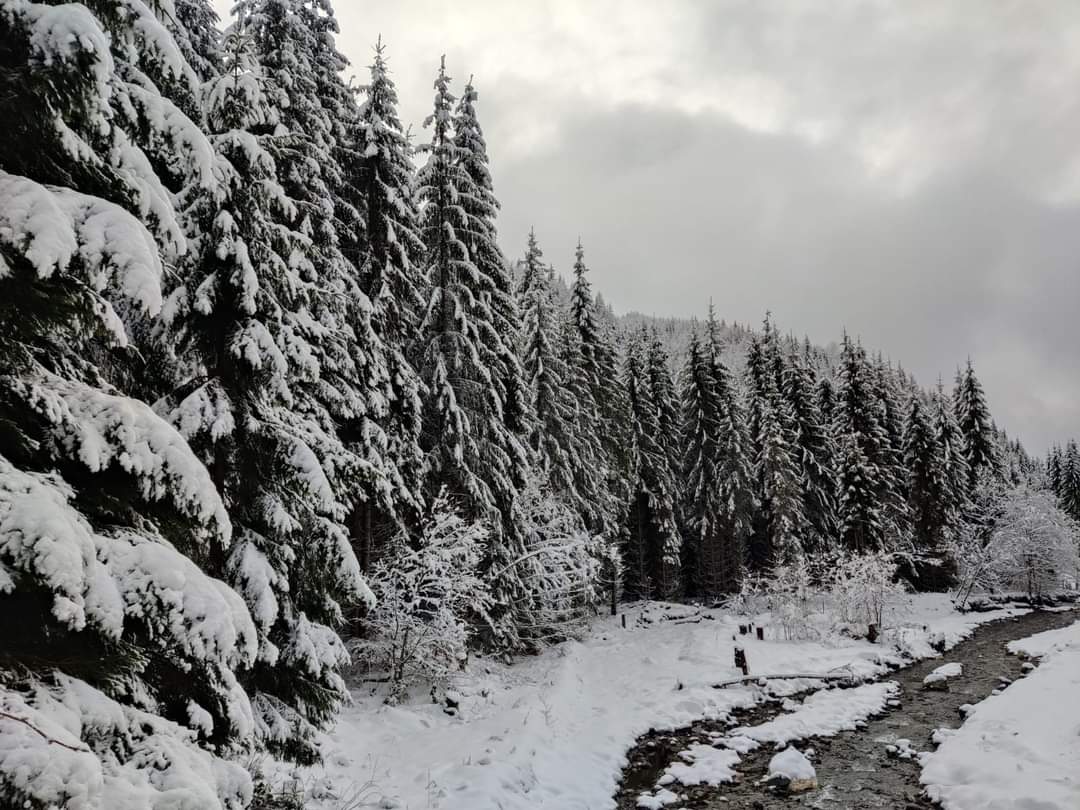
[768, 746, 816, 782]
[278, 595, 1025, 810]
[21, 370, 231, 540]
[921, 617, 1080, 810]
[0, 172, 163, 319]
[659, 743, 740, 786]
[0, 673, 253, 810]
[923, 662, 963, 686]
[726, 681, 899, 747]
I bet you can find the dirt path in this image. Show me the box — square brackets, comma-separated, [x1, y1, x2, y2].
[614, 608, 1077, 809]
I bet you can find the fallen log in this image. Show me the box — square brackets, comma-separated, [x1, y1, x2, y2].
[711, 672, 858, 689]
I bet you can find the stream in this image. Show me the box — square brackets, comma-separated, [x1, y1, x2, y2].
[614, 607, 1078, 809]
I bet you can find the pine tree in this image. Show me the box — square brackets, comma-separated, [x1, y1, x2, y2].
[954, 360, 999, 491]
[416, 60, 527, 649]
[163, 21, 366, 763]
[622, 334, 681, 599]
[0, 2, 261, 803]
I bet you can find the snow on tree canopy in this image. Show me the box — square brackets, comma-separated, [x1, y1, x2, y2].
[0, 172, 163, 318]
[18, 370, 231, 540]
[0, 674, 253, 810]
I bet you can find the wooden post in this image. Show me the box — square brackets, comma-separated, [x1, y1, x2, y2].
[756, 626, 764, 641]
[734, 647, 748, 676]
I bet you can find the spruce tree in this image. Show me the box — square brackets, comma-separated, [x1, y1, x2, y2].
[517, 230, 597, 522]
[163, 21, 366, 763]
[933, 383, 970, 526]
[755, 393, 805, 566]
[782, 350, 838, 552]
[416, 60, 527, 649]
[646, 327, 682, 480]
[452, 76, 531, 452]
[679, 331, 724, 595]
[346, 39, 427, 550]
[622, 334, 681, 598]
[954, 360, 999, 491]
[902, 394, 955, 589]
[0, 1, 260, 803]
[707, 308, 754, 591]
[569, 241, 632, 535]
[834, 333, 894, 550]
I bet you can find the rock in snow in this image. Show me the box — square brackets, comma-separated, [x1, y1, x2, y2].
[767, 746, 817, 793]
[923, 662, 963, 689]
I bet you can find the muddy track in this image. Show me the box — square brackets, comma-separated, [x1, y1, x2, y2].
[613, 608, 1077, 809]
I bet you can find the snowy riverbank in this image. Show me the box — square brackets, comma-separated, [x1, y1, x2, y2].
[921, 616, 1080, 810]
[274, 595, 1027, 810]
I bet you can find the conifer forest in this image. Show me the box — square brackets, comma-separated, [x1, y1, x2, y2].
[0, 2, 1077, 809]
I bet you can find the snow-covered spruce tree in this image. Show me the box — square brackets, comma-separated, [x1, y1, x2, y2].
[567, 241, 630, 609]
[781, 349, 838, 553]
[1047, 445, 1063, 496]
[902, 393, 957, 589]
[517, 230, 599, 527]
[871, 356, 910, 526]
[452, 75, 531, 451]
[679, 330, 733, 597]
[706, 308, 754, 592]
[646, 328, 682, 484]
[1058, 440, 1080, 523]
[933, 382, 970, 522]
[834, 333, 896, 550]
[755, 393, 805, 567]
[622, 333, 681, 599]
[232, 0, 405, 569]
[343, 39, 427, 551]
[0, 2, 262, 806]
[416, 60, 528, 650]
[836, 431, 885, 552]
[161, 23, 368, 764]
[954, 360, 1000, 492]
[172, 0, 224, 83]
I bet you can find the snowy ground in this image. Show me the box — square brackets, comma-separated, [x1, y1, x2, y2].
[277, 595, 1026, 810]
[921, 616, 1080, 810]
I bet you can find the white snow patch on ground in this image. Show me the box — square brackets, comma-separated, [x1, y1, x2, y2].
[726, 681, 899, 748]
[660, 743, 741, 786]
[921, 616, 1080, 810]
[768, 746, 815, 781]
[279, 596, 1025, 810]
[922, 662, 963, 686]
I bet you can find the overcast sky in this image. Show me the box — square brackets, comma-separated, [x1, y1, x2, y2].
[215, 0, 1080, 452]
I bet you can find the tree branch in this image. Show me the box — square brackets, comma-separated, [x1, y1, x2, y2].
[0, 711, 90, 753]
